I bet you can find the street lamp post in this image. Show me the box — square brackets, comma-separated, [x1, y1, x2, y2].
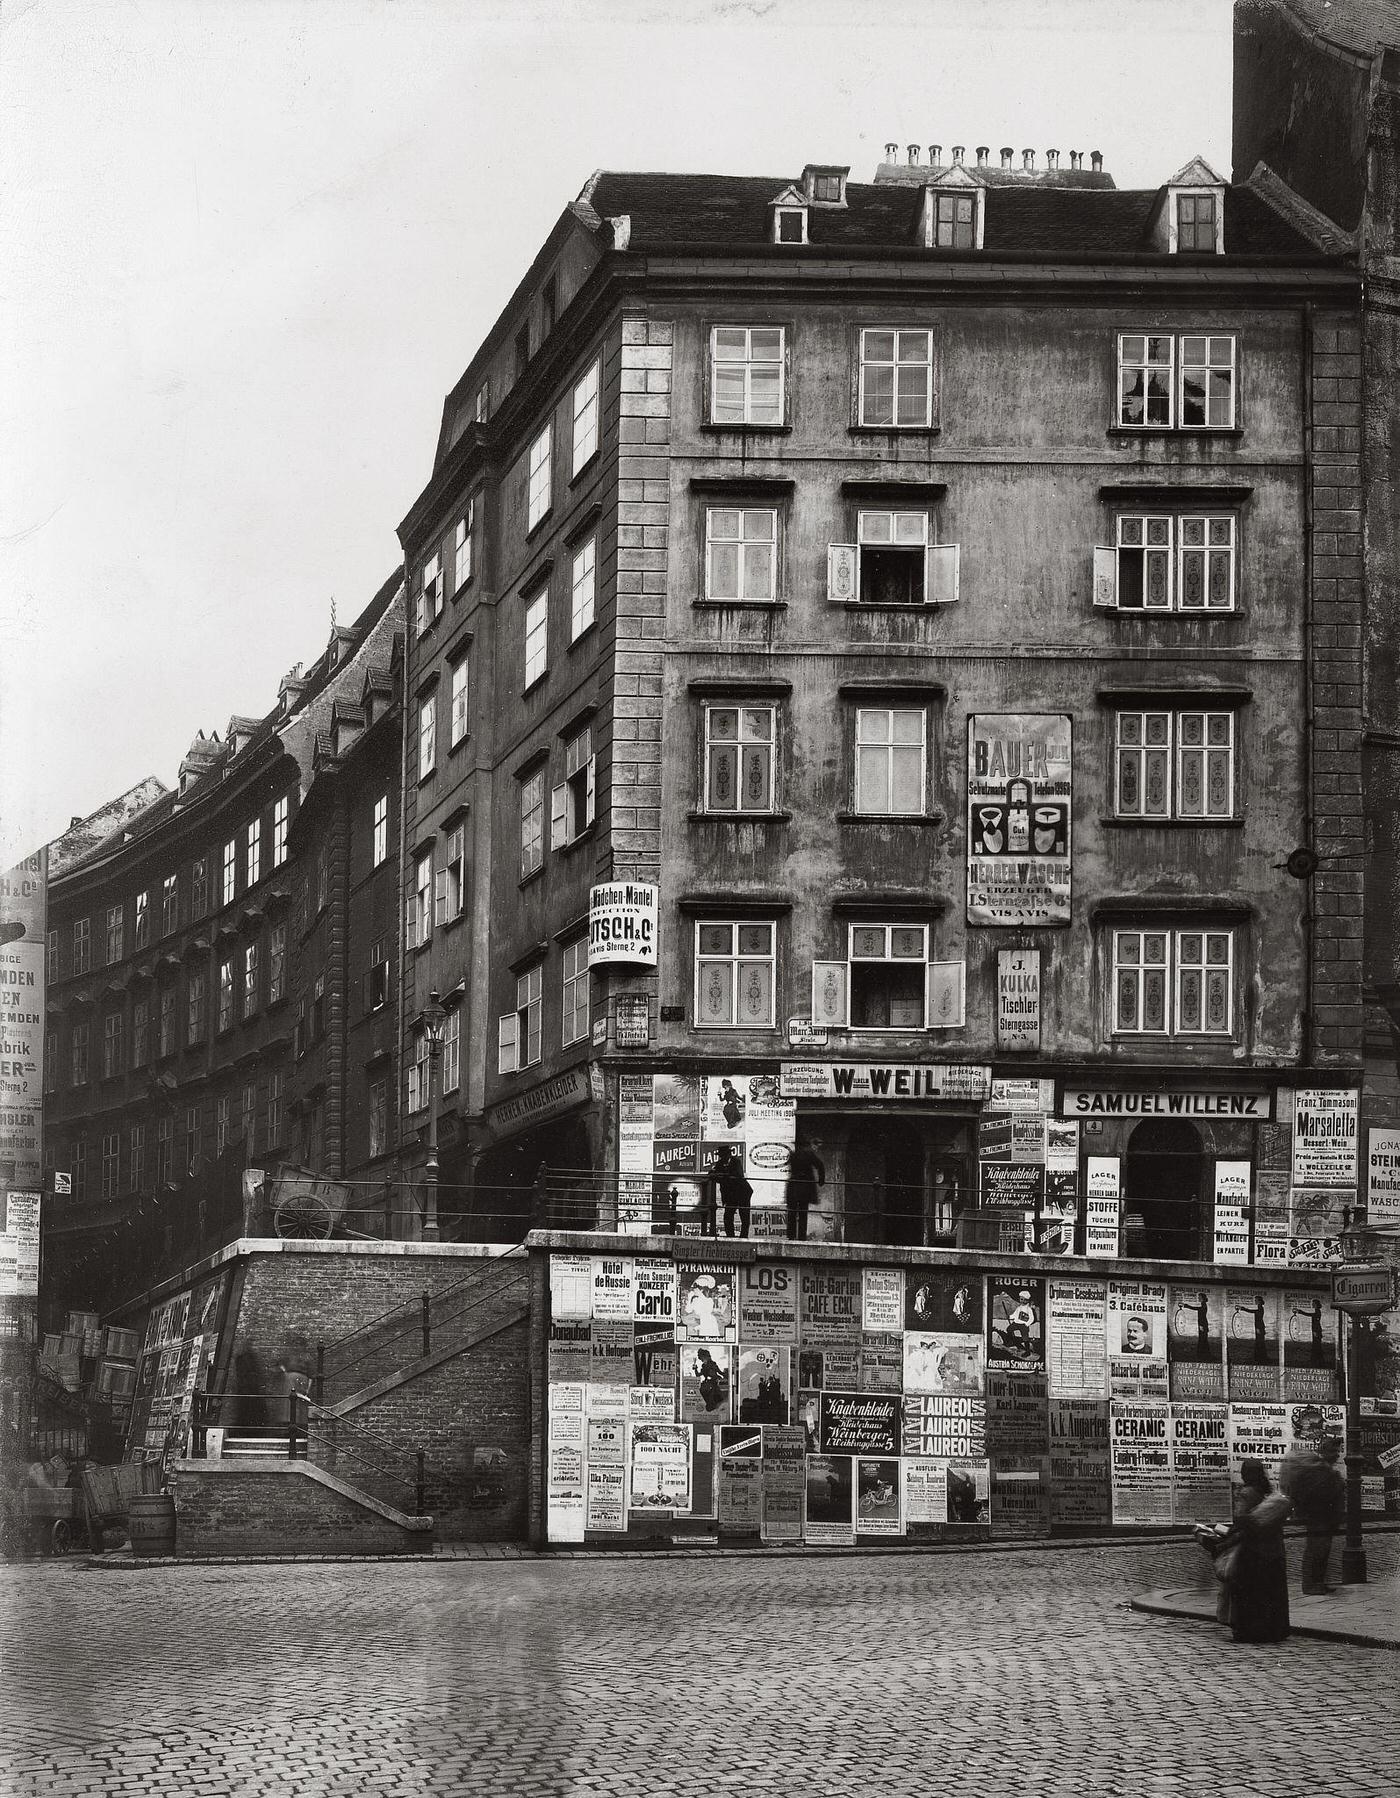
[418, 991, 446, 1243]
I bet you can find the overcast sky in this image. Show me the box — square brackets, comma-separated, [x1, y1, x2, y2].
[0, 0, 1234, 865]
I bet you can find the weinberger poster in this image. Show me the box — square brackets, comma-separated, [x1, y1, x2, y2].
[966, 713, 1072, 928]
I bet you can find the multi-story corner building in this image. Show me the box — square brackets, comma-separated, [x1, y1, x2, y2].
[1233, 0, 1400, 1143]
[42, 578, 402, 1321]
[398, 142, 1364, 1258]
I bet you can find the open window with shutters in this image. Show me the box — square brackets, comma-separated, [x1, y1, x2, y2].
[829, 509, 959, 607]
[364, 937, 391, 1014]
[416, 552, 444, 637]
[1093, 512, 1236, 613]
[498, 964, 543, 1073]
[812, 924, 963, 1030]
[435, 822, 467, 924]
[552, 726, 596, 847]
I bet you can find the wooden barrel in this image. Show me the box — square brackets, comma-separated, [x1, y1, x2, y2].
[127, 1493, 176, 1556]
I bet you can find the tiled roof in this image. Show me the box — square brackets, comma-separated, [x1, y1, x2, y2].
[1274, 0, 1400, 55]
[583, 172, 1334, 260]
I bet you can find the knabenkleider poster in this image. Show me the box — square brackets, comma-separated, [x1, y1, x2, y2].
[819, 1393, 901, 1456]
[1109, 1400, 1173, 1525]
[966, 713, 1072, 927]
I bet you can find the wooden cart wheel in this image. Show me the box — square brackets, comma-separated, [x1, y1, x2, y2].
[50, 1518, 73, 1556]
[274, 1193, 334, 1238]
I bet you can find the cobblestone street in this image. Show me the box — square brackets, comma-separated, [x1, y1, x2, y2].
[2, 1538, 1395, 1797]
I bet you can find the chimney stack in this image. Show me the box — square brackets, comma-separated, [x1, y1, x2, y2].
[975, 145, 989, 169]
[1090, 149, 1102, 172]
[1000, 146, 1014, 170]
[907, 144, 920, 165]
[1022, 148, 1035, 171]
[885, 142, 898, 162]
[951, 144, 964, 165]
[1070, 150, 1081, 171]
[928, 144, 941, 167]
[1046, 148, 1059, 171]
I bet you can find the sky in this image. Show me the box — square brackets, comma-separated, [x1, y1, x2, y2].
[0, 0, 1235, 865]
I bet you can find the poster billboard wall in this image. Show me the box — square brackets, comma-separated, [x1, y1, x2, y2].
[1291, 1089, 1359, 1187]
[966, 713, 1072, 927]
[737, 1345, 791, 1424]
[987, 1276, 1046, 1374]
[1168, 1403, 1232, 1524]
[804, 1455, 855, 1545]
[760, 1424, 805, 1540]
[1281, 1289, 1339, 1401]
[1048, 1280, 1108, 1399]
[739, 1263, 797, 1341]
[1106, 1281, 1168, 1399]
[1048, 1399, 1110, 1526]
[855, 1457, 902, 1536]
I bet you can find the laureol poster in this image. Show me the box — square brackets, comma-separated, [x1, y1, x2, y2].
[966, 713, 1072, 928]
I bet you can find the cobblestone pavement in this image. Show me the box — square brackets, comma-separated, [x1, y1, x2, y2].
[2, 1537, 1396, 1798]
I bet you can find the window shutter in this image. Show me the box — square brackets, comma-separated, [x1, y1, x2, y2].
[434, 871, 448, 926]
[811, 961, 849, 1028]
[1093, 546, 1118, 608]
[827, 544, 857, 605]
[550, 783, 567, 848]
[927, 961, 966, 1029]
[585, 756, 596, 828]
[405, 894, 417, 950]
[497, 1013, 518, 1074]
[928, 543, 960, 606]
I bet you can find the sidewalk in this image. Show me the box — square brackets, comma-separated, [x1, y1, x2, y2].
[1133, 1578, 1400, 1650]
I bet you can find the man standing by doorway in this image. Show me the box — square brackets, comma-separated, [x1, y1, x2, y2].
[785, 1142, 825, 1241]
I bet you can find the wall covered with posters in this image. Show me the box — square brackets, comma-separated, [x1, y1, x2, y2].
[540, 1240, 1400, 1547]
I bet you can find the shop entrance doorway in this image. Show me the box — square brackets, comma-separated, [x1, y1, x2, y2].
[843, 1121, 970, 1247]
[1124, 1119, 1205, 1261]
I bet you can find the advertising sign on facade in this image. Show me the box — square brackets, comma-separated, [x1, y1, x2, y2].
[1167, 1286, 1225, 1400]
[1225, 1287, 1282, 1400]
[1047, 1280, 1108, 1399]
[778, 1063, 991, 1103]
[587, 881, 659, 966]
[613, 995, 650, 1048]
[996, 950, 1042, 1050]
[966, 714, 1072, 927]
[1062, 1088, 1272, 1121]
[1109, 1401, 1173, 1525]
[1367, 1127, 1400, 1227]
[1292, 1089, 1359, 1187]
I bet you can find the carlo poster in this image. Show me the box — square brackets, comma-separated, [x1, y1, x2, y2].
[966, 713, 1072, 928]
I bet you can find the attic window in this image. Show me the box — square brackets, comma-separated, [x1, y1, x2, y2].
[920, 185, 984, 250]
[802, 164, 848, 206]
[774, 206, 807, 245]
[1172, 189, 1221, 254]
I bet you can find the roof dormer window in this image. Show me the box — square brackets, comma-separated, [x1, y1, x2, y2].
[919, 176, 985, 251]
[1164, 158, 1226, 255]
[802, 163, 849, 206]
[769, 186, 809, 245]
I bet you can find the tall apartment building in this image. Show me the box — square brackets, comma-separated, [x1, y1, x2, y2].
[42, 579, 403, 1321]
[398, 143, 1364, 1259]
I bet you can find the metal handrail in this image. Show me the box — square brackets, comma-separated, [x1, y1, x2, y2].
[318, 1265, 533, 1398]
[190, 1390, 309, 1459]
[314, 1237, 530, 1359]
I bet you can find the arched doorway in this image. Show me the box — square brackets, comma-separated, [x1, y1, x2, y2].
[1124, 1119, 1205, 1261]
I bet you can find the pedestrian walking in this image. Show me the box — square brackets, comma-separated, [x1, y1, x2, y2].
[711, 1146, 753, 1239]
[785, 1142, 825, 1240]
[1219, 1458, 1292, 1644]
[1281, 1432, 1346, 1594]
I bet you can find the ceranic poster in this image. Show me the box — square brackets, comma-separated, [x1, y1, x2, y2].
[1109, 1401, 1173, 1525]
[1168, 1403, 1231, 1525]
[966, 713, 1072, 927]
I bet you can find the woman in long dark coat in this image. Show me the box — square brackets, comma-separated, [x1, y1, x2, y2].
[1225, 1459, 1291, 1644]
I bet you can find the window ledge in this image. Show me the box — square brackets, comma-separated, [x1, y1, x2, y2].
[692, 598, 787, 612]
[1107, 426, 1243, 440]
[836, 810, 945, 826]
[441, 912, 466, 931]
[558, 825, 597, 856]
[1104, 609, 1240, 621]
[846, 426, 942, 440]
[417, 769, 437, 788]
[518, 866, 545, 890]
[833, 601, 947, 612]
[449, 733, 472, 756]
[1107, 1032, 1238, 1045]
[567, 623, 597, 653]
[700, 422, 792, 437]
[525, 510, 554, 540]
[522, 676, 548, 699]
[1099, 816, 1245, 830]
[568, 452, 601, 490]
[1096, 684, 1252, 705]
[688, 809, 791, 824]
